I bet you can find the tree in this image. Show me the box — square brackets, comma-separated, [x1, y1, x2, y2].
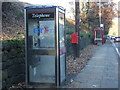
[101, 2, 116, 34]
[80, 2, 99, 33]
[75, 1, 80, 57]
[80, 1, 116, 35]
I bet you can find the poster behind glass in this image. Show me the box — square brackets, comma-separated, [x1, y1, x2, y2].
[33, 20, 55, 48]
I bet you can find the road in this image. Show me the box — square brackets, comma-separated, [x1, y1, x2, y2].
[115, 42, 120, 55]
[111, 40, 120, 57]
[113, 41, 120, 87]
[66, 40, 118, 88]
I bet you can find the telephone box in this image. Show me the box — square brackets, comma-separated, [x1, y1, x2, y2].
[24, 6, 66, 87]
[94, 29, 104, 45]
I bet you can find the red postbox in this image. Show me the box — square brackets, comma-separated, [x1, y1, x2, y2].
[71, 33, 78, 44]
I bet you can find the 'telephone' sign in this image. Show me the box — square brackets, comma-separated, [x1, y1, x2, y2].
[28, 11, 54, 19]
[32, 13, 50, 18]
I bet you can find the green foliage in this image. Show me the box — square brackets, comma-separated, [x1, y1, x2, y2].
[65, 29, 75, 35]
[80, 2, 116, 35]
[2, 39, 25, 62]
[3, 39, 25, 47]
[15, 11, 23, 18]
[65, 19, 75, 34]
[80, 32, 94, 38]
[113, 32, 116, 35]
[2, 38, 25, 88]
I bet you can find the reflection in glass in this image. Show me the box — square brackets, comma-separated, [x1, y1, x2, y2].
[28, 19, 55, 49]
[59, 12, 65, 48]
[29, 55, 55, 83]
[39, 20, 55, 48]
[96, 31, 102, 41]
[59, 12, 66, 83]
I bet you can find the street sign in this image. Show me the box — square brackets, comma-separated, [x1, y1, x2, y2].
[100, 24, 104, 28]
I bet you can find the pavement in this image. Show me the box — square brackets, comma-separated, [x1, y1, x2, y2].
[67, 40, 118, 88]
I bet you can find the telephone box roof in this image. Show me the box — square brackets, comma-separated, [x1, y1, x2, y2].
[24, 5, 65, 11]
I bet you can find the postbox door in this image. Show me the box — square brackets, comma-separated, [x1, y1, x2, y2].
[71, 33, 78, 44]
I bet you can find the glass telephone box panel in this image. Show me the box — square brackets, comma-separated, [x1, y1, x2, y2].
[28, 20, 55, 49]
[27, 11, 56, 83]
[29, 55, 55, 83]
[59, 12, 66, 83]
[96, 30, 102, 44]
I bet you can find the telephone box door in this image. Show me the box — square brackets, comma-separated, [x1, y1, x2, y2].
[25, 7, 56, 84]
[25, 6, 66, 87]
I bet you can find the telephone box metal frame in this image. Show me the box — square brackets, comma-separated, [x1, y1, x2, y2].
[24, 5, 66, 87]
